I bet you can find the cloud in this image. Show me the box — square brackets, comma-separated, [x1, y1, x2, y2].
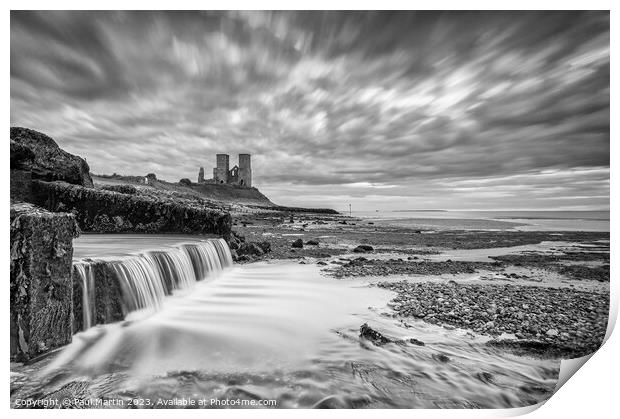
[10, 11, 609, 210]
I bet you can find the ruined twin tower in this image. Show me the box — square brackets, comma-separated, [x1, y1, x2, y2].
[198, 154, 252, 188]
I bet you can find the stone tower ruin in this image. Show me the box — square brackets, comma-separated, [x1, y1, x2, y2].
[238, 154, 252, 187]
[199, 154, 252, 187]
[213, 154, 230, 184]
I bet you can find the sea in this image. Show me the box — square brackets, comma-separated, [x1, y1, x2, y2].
[350, 210, 610, 232]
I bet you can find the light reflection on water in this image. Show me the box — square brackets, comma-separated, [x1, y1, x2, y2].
[351, 210, 610, 232]
[27, 261, 558, 408]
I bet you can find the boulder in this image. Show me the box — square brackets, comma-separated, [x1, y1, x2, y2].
[10, 127, 93, 188]
[306, 239, 320, 246]
[238, 242, 264, 257]
[179, 178, 192, 186]
[353, 245, 374, 253]
[292, 238, 304, 248]
[359, 323, 390, 346]
[358, 323, 425, 348]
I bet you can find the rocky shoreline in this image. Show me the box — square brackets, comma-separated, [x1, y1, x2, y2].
[376, 281, 608, 358]
[327, 258, 501, 278]
[229, 211, 609, 359]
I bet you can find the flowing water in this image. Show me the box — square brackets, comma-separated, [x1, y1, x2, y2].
[14, 235, 559, 409]
[71, 237, 232, 330]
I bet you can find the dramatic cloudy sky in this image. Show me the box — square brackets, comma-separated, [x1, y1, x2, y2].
[11, 11, 609, 211]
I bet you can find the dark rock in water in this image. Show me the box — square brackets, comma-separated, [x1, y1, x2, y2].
[101, 184, 137, 195]
[433, 353, 451, 363]
[313, 395, 350, 409]
[292, 238, 304, 248]
[306, 239, 320, 245]
[359, 323, 425, 348]
[178, 178, 192, 186]
[353, 245, 374, 253]
[238, 242, 264, 256]
[359, 323, 390, 346]
[10, 127, 93, 188]
[317, 261, 327, 266]
[408, 338, 425, 346]
[232, 239, 270, 262]
[10, 203, 79, 361]
[338, 220, 347, 225]
[30, 180, 231, 235]
[476, 371, 495, 384]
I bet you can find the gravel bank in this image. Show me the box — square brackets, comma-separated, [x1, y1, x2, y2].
[376, 281, 609, 358]
[328, 258, 501, 278]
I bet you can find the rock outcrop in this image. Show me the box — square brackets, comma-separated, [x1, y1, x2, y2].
[227, 231, 271, 262]
[10, 127, 93, 188]
[31, 180, 232, 236]
[10, 203, 79, 361]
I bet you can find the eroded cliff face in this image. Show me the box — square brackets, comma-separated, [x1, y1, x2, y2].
[10, 203, 79, 361]
[10, 127, 93, 188]
[31, 180, 232, 236]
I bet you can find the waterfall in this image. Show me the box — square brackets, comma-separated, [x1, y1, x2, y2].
[73, 263, 96, 330]
[72, 238, 233, 331]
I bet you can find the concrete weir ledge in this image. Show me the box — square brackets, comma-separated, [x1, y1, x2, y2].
[10, 203, 233, 362]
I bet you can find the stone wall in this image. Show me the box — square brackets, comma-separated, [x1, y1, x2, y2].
[10, 203, 78, 361]
[72, 262, 125, 333]
[31, 180, 232, 236]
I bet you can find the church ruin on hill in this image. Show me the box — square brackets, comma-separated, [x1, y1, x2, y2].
[198, 154, 252, 187]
